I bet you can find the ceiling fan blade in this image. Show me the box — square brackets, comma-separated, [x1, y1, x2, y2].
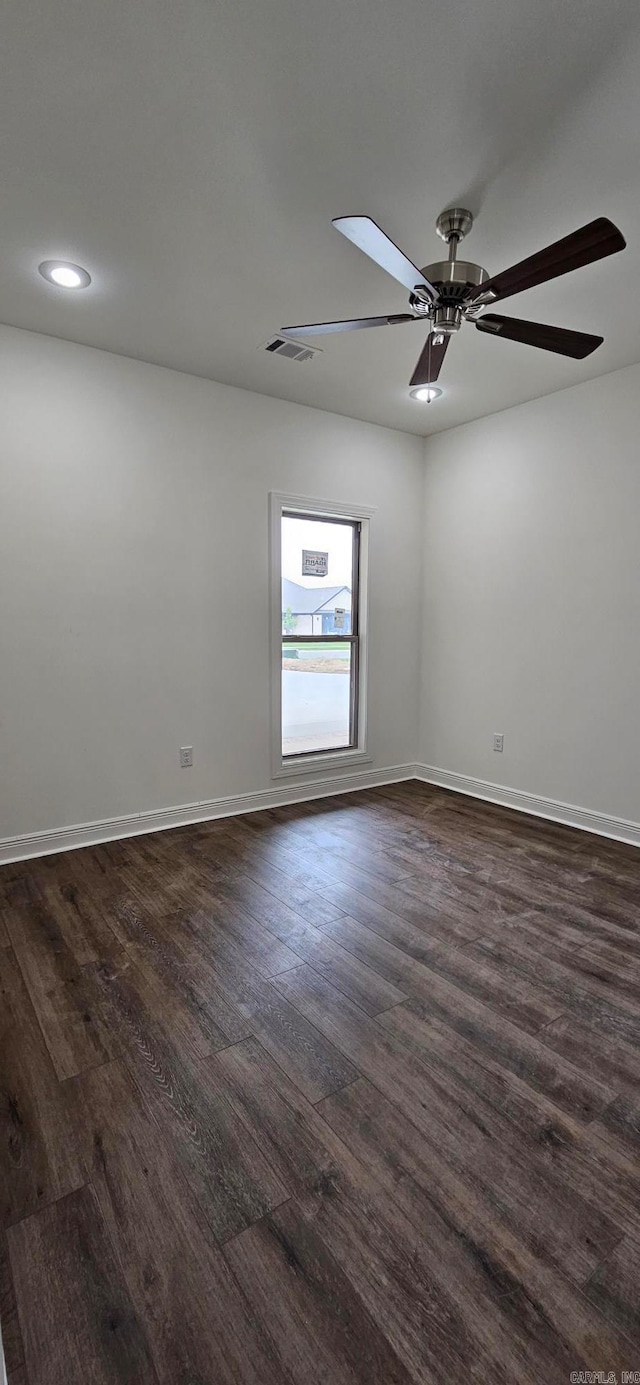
[280, 314, 419, 338]
[473, 218, 625, 304]
[476, 314, 603, 359]
[333, 216, 436, 300]
[410, 332, 450, 386]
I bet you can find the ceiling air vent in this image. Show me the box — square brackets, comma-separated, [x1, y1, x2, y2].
[261, 335, 321, 363]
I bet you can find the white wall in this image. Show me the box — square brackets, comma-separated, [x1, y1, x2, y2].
[420, 363, 640, 824]
[4, 323, 637, 847]
[0, 325, 424, 841]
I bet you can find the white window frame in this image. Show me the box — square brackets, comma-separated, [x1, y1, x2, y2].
[269, 491, 374, 779]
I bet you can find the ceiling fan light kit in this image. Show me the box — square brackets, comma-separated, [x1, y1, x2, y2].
[410, 385, 442, 403]
[281, 207, 625, 393]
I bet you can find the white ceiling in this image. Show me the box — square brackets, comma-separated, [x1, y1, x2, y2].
[2, 0, 640, 436]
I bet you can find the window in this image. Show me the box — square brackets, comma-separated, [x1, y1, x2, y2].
[270, 493, 372, 776]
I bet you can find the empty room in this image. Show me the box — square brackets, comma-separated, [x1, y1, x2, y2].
[1, 1, 639, 1381]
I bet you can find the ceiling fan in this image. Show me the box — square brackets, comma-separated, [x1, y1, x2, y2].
[281, 208, 626, 390]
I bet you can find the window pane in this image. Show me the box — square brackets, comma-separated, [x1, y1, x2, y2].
[281, 515, 354, 638]
[282, 641, 352, 756]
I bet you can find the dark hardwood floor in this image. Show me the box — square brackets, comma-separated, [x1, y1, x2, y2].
[1, 780, 640, 1383]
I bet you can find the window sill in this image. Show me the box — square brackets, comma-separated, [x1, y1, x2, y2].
[272, 748, 372, 779]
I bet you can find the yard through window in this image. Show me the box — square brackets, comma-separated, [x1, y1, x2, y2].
[281, 511, 361, 758]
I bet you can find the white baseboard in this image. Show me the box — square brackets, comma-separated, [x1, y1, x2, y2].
[0, 763, 417, 865]
[415, 764, 640, 848]
[4, 761, 638, 865]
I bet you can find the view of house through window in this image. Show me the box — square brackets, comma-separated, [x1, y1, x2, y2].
[281, 512, 360, 757]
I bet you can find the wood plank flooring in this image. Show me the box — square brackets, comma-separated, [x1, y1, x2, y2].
[1, 781, 640, 1383]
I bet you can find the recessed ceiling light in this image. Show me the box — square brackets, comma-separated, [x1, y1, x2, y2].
[38, 260, 91, 289]
[409, 385, 443, 403]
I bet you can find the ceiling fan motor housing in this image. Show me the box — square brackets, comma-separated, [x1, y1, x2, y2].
[418, 259, 490, 332]
[418, 207, 490, 332]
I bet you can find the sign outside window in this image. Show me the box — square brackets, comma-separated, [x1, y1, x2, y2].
[301, 549, 329, 577]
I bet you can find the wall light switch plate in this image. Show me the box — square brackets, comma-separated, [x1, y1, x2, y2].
[493, 733, 504, 753]
[179, 746, 193, 768]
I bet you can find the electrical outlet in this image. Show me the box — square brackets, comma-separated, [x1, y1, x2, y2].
[493, 733, 504, 753]
[179, 746, 193, 768]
